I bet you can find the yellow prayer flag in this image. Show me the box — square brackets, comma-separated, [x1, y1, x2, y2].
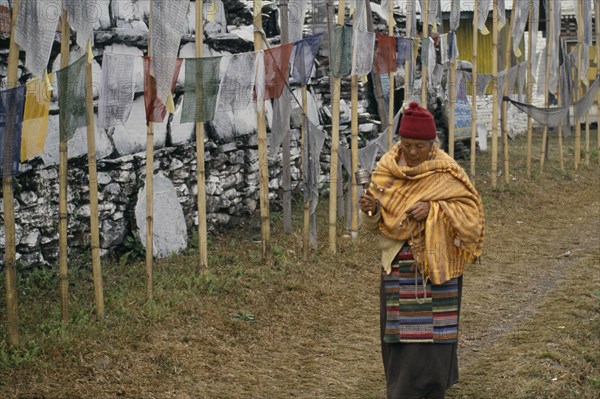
[207, 0, 217, 22]
[21, 77, 51, 161]
[362, 75, 368, 84]
[514, 48, 522, 58]
[480, 25, 490, 35]
[166, 94, 176, 113]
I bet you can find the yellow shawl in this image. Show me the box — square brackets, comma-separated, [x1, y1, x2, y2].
[370, 142, 485, 284]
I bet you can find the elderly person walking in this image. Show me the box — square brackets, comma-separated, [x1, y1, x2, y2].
[359, 102, 485, 399]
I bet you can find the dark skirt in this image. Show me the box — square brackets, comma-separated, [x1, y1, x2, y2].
[380, 272, 463, 399]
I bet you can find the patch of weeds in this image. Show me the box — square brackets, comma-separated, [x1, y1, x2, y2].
[586, 375, 600, 389]
[232, 311, 256, 323]
[18, 266, 58, 297]
[119, 235, 145, 265]
[0, 340, 43, 368]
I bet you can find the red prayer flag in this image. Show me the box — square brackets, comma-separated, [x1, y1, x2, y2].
[262, 43, 294, 100]
[373, 35, 397, 74]
[143, 56, 183, 124]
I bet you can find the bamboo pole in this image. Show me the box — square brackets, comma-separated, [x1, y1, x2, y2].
[254, 0, 271, 262]
[491, 0, 499, 188]
[526, 0, 533, 178]
[540, 0, 551, 173]
[195, 0, 208, 270]
[404, 0, 414, 105]
[387, 0, 395, 148]
[301, 85, 309, 259]
[280, 0, 292, 233]
[470, 0, 479, 177]
[328, 0, 345, 253]
[145, 1, 155, 299]
[420, 0, 429, 105]
[597, 0, 600, 165]
[574, 0, 583, 170]
[84, 39, 104, 317]
[557, 52, 564, 171]
[3, 0, 21, 345]
[59, 11, 70, 322]
[350, 74, 358, 238]
[501, 0, 515, 183]
[448, 45, 456, 158]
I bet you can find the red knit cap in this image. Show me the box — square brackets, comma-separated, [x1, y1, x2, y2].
[398, 101, 437, 140]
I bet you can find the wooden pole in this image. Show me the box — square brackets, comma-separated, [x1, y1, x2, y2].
[470, 0, 479, 177]
[526, 0, 533, 178]
[540, 0, 552, 173]
[146, 1, 155, 299]
[350, 74, 358, 238]
[195, 0, 208, 270]
[448, 44, 457, 158]
[254, 0, 271, 262]
[280, 0, 293, 233]
[301, 85, 310, 259]
[557, 50, 564, 171]
[3, 0, 21, 345]
[420, 0, 429, 105]
[404, 0, 414, 105]
[328, 0, 345, 253]
[597, 0, 600, 165]
[574, 0, 583, 170]
[501, 0, 515, 183]
[59, 11, 70, 322]
[387, 0, 395, 149]
[84, 39, 104, 317]
[491, 0, 499, 188]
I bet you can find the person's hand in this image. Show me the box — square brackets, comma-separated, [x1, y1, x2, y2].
[405, 201, 430, 222]
[359, 190, 380, 215]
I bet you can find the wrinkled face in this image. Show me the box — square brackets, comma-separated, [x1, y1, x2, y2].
[400, 138, 433, 167]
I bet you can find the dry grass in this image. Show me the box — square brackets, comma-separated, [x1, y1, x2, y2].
[0, 130, 599, 399]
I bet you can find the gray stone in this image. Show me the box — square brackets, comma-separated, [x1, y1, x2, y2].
[21, 230, 41, 247]
[101, 219, 127, 249]
[135, 174, 188, 258]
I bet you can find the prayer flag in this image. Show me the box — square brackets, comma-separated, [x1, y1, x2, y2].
[396, 37, 412, 67]
[449, 0, 460, 31]
[98, 53, 135, 129]
[21, 77, 51, 161]
[373, 35, 397, 74]
[291, 33, 323, 85]
[56, 55, 88, 142]
[181, 56, 222, 123]
[62, 0, 97, 49]
[351, 30, 375, 77]
[0, 86, 26, 178]
[303, 120, 325, 248]
[150, 0, 189, 105]
[331, 24, 353, 78]
[217, 52, 257, 113]
[143, 56, 183, 124]
[14, 0, 62, 77]
[263, 43, 294, 100]
[288, 0, 308, 43]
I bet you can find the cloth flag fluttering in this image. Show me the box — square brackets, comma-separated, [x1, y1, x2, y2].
[396, 37, 412, 67]
[143, 56, 183, 124]
[289, 0, 309, 43]
[98, 53, 135, 129]
[14, 0, 62, 78]
[291, 33, 324, 85]
[263, 44, 294, 100]
[449, 0, 460, 31]
[21, 77, 51, 161]
[373, 35, 397, 74]
[217, 52, 258, 114]
[331, 24, 353, 78]
[181, 56, 222, 124]
[351, 30, 375, 77]
[477, 0, 492, 34]
[56, 55, 88, 141]
[150, 0, 189, 107]
[62, 0, 98, 49]
[303, 120, 326, 247]
[511, 0, 530, 57]
[0, 86, 27, 178]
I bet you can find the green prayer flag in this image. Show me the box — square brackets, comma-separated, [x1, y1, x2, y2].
[56, 55, 88, 141]
[181, 56, 221, 123]
[331, 24, 352, 78]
